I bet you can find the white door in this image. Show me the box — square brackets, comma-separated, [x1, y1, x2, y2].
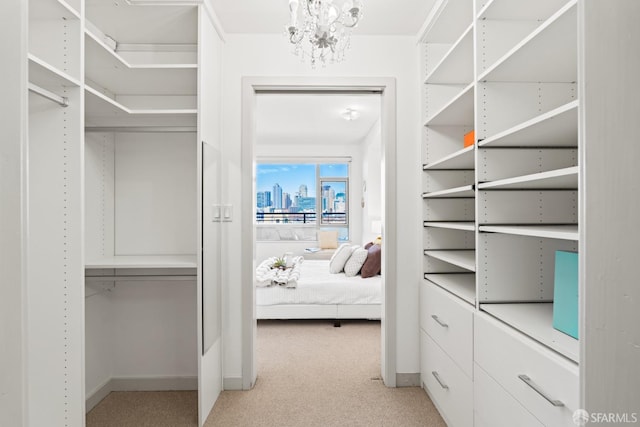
[197, 5, 223, 425]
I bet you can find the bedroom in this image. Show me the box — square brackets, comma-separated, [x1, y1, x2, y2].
[253, 93, 384, 326]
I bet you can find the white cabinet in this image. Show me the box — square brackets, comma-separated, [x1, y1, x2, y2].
[419, 0, 640, 424]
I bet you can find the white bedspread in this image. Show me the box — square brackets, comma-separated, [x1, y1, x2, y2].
[256, 260, 381, 306]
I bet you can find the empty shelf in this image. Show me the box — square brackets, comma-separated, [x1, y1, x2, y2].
[424, 83, 474, 126]
[424, 222, 475, 232]
[424, 250, 476, 272]
[481, 303, 579, 363]
[423, 145, 475, 170]
[480, 101, 578, 148]
[479, 225, 578, 240]
[478, 166, 578, 190]
[424, 24, 474, 85]
[425, 273, 476, 305]
[85, 255, 197, 269]
[422, 185, 475, 199]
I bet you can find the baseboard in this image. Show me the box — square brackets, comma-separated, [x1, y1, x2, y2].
[86, 378, 113, 412]
[223, 376, 243, 390]
[396, 373, 420, 387]
[85, 376, 198, 413]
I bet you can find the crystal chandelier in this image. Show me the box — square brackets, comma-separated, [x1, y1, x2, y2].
[287, 0, 364, 67]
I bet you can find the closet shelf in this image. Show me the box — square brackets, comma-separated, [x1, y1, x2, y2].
[85, 255, 197, 269]
[419, 0, 473, 43]
[423, 145, 474, 170]
[424, 24, 474, 85]
[424, 273, 476, 305]
[85, 34, 197, 96]
[479, 225, 578, 241]
[477, 0, 569, 21]
[478, 0, 577, 82]
[30, 0, 81, 21]
[422, 185, 474, 199]
[480, 303, 579, 363]
[479, 101, 578, 148]
[29, 54, 81, 90]
[85, 28, 197, 70]
[423, 83, 474, 127]
[478, 166, 578, 190]
[424, 222, 475, 232]
[424, 250, 476, 272]
[85, 85, 197, 128]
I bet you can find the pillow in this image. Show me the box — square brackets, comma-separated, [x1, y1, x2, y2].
[329, 244, 355, 274]
[344, 248, 368, 277]
[318, 231, 339, 249]
[364, 242, 373, 250]
[361, 244, 381, 278]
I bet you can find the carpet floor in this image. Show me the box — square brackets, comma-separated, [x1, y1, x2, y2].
[87, 320, 446, 427]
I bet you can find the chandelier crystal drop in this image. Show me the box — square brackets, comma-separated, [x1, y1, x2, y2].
[287, 0, 364, 67]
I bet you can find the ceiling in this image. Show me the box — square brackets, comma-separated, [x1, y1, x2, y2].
[210, 0, 437, 35]
[256, 94, 381, 146]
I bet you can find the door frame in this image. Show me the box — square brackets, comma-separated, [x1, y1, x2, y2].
[240, 76, 398, 388]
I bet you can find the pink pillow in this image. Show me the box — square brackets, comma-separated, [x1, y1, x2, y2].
[361, 244, 381, 278]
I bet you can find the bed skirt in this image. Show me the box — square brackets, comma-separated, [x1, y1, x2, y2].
[256, 304, 381, 320]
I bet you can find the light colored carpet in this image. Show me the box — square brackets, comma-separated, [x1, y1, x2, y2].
[205, 320, 445, 427]
[87, 320, 446, 427]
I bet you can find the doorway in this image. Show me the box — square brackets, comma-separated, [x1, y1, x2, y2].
[241, 77, 398, 389]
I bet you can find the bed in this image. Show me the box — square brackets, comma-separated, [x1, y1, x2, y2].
[255, 259, 381, 324]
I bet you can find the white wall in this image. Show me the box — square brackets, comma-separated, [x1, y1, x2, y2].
[221, 34, 421, 382]
[360, 119, 382, 244]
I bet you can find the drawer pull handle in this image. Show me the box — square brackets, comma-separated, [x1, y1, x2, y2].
[431, 315, 449, 328]
[518, 374, 564, 407]
[432, 371, 449, 390]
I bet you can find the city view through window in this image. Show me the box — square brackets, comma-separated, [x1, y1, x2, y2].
[256, 163, 349, 230]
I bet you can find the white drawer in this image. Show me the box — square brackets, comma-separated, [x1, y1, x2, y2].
[420, 280, 474, 377]
[475, 363, 544, 427]
[475, 313, 579, 427]
[421, 330, 473, 427]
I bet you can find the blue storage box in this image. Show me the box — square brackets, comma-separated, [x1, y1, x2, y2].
[553, 251, 579, 339]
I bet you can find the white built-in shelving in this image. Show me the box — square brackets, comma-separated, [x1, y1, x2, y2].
[478, 166, 578, 190]
[419, 0, 585, 424]
[85, 255, 197, 270]
[424, 222, 475, 232]
[480, 303, 579, 363]
[425, 273, 476, 305]
[478, 1, 577, 82]
[424, 250, 476, 272]
[423, 145, 474, 170]
[423, 83, 474, 126]
[478, 101, 578, 148]
[424, 24, 474, 85]
[422, 185, 475, 199]
[479, 225, 578, 241]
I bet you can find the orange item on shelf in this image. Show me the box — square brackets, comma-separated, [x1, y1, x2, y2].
[463, 130, 475, 148]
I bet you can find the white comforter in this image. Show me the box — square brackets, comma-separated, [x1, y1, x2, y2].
[256, 260, 381, 306]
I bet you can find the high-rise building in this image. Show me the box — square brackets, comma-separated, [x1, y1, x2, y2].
[256, 191, 272, 208]
[283, 192, 292, 209]
[298, 184, 308, 198]
[273, 183, 282, 209]
[322, 185, 335, 212]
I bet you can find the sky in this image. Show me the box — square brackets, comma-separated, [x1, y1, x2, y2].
[256, 163, 348, 196]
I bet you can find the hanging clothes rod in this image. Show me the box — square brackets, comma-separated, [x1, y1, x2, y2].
[28, 83, 69, 107]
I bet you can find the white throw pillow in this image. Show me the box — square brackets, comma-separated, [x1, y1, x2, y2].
[344, 248, 368, 277]
[329, 243, 355, 274]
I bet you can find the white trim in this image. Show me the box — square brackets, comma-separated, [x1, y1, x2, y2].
[223, 377, 243, 391]
[241, 76, 398, 390]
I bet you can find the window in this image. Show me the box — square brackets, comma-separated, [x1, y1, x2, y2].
[256, 161, 350, 241]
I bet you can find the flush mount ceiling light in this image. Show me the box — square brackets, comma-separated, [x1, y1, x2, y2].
[341, 108, 360, 121]
[287, 0, 364, 68]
